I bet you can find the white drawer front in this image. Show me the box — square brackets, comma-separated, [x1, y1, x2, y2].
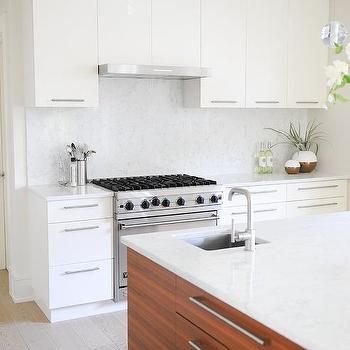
[286, 197, 347, 218]
[49, 259, 113, 309]
[224, 184, 287, 206]
[48, 197, 113, 223]
[287, 180, 347, 201]
[48, 219, 113, 266]
[219, 202, 286, 226]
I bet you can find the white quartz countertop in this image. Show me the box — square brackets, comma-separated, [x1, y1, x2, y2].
[211, 171, 350, 187]
[28, 183, 114, 201]
[121, 212, 350, 350]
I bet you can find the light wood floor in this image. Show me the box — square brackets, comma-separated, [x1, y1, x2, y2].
[0, 270, 128, 350]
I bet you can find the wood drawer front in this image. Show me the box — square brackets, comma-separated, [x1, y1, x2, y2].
[176, 313, 228, 350]
[287, 180, 347, 201]
[176, 277, 304, 350]
[224, 185, 286, 207]
[47, 197, 113, 223]
[49, 259, 113, 309]
[48, 219, 113, 266]
[219, 203, 286, 226]
[128, 249, 176, 350]
[286, 197, 347, 218]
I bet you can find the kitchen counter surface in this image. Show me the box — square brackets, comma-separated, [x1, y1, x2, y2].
[122, 212, 350, 350]
[28, 183, 114, 201]
[212, 171, 350, 187]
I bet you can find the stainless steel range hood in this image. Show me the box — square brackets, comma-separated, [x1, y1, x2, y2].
[98, 64, 210, 80]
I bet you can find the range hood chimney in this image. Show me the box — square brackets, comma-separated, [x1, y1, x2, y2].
[98, 64, 210, 80]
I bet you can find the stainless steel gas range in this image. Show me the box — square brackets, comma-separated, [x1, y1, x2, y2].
[92, 174, 223, 301]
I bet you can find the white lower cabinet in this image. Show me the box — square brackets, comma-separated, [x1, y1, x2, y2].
[286, 197, 347, 218]
[220, 179, 348, 226]
[49, 259, 113, 309]
[29, 192, 114, 322]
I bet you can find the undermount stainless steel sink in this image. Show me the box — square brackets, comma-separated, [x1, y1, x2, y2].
[183, 234, 269, 251]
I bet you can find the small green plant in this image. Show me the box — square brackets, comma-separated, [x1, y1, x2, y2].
[265, 121, 326, 155]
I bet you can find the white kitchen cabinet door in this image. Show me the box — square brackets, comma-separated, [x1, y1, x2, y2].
[29, 0, 98, 107]
[151, 0, 200, 67]
[246, 0, 288, 108]
[287, 0, 329, 108]
[98, 0, 151, 65]
[200, 0, 247, 108]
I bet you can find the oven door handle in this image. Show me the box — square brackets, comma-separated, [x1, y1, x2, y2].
[119, 215, 219, 230]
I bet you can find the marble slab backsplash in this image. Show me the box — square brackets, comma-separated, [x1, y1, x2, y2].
[26, 79, 308, 185]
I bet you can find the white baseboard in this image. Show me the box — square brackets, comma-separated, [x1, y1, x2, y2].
[8, 268, 33, 303]
[49, 300, 127, 323]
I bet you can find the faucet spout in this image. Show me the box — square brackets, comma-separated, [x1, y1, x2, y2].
[228, 187, 255, 251]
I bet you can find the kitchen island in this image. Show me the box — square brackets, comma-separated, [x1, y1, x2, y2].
[122, 211, 350, 350]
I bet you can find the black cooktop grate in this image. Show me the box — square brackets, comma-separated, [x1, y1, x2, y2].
[92, 174, 217, 192]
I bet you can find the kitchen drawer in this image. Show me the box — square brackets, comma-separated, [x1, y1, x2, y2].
[48, 218, 113, 266]
[176, 277, 303, 350]
[287, 180, 347, 201]
[224, 185, 286, 207]
[49, 259, 113, 309]
[219, 203, 286, 226]
[176, 313, 228, 350]
[286, 197, 347, 218]
[47, 197, 113, 223]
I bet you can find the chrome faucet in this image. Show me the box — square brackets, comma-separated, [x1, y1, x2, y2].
[228, 187, 256, 252]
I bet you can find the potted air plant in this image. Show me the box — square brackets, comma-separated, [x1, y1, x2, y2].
[266, 121, 326, 173]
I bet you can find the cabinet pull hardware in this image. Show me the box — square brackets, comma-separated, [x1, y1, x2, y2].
[188, 341, 202, 350]
[296, 101, 319, 104]
[298, 185, 338, 191]
[51, 98, 85, 102]
[63, 204, 99, 210]
[64, 225, 99, 232]
[232, 208, 278, 216]
[189, 297, 265, 346]
[120, 215, 219, 230]
[211, 100, 238, 104]
[250, 190, 278, 195]
[0, 172, 4, 178]
[297, 202, 338, 209]
[152, 69, 173, 72]
[64, 267, 100, 275]
[255, 101, 279, 104]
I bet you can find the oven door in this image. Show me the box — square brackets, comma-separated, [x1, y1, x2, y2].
[115, 210, 219, 299]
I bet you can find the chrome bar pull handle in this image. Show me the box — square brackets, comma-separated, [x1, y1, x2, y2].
[64, 226, 99, 232]
[63, 204, 99, 210]
[188, 340, 203, 350]
[189, 297, 265, 346]
[64, 267, 100, 275]
[250, 189, 278, 195]
[298, 185, 338, 191]
[51, 98, 85, 102]
[255, 101, 279, 104]
[296, 101, 319, 104]
[298, 202, 338, 209]
[210, 100, 238, 104]
[232, 208, 278, 216]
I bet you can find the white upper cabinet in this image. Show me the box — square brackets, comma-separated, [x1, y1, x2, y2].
[199, 0, 247, 108]
[98, 0, 151, 65]
[246, 0, 288, 108]
[25, 0, 99, 108]
[151, 0, 200, 67]
[287, 0, 329, 108]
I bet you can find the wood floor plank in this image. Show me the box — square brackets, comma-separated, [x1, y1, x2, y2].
[0, 324, 28, 350]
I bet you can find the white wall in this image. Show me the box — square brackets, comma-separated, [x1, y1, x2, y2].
[310, 0, 350, 174]
[26, 79, 308, 185]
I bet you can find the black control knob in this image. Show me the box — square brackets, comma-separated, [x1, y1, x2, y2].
[196, 196, 205, 205]
[162, 198, 170, 207]
[125, 201, 134, 211]
[210, 195, 219, 203]
[177, 197, 185, 206]
[141, 200, 150, 209]
[151, 197, 160, 206]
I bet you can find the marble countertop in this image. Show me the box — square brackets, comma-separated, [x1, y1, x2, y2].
[211, 171, 350, 187]
[28, 183, 114, 201]
[121, 212, 350, 350]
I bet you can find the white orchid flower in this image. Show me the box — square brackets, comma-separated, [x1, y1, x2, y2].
[325, 60, 349, 88]
[346, 43, 350, 61]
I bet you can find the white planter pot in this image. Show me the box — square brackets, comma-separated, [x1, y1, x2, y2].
[292, 151, 318, 173]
